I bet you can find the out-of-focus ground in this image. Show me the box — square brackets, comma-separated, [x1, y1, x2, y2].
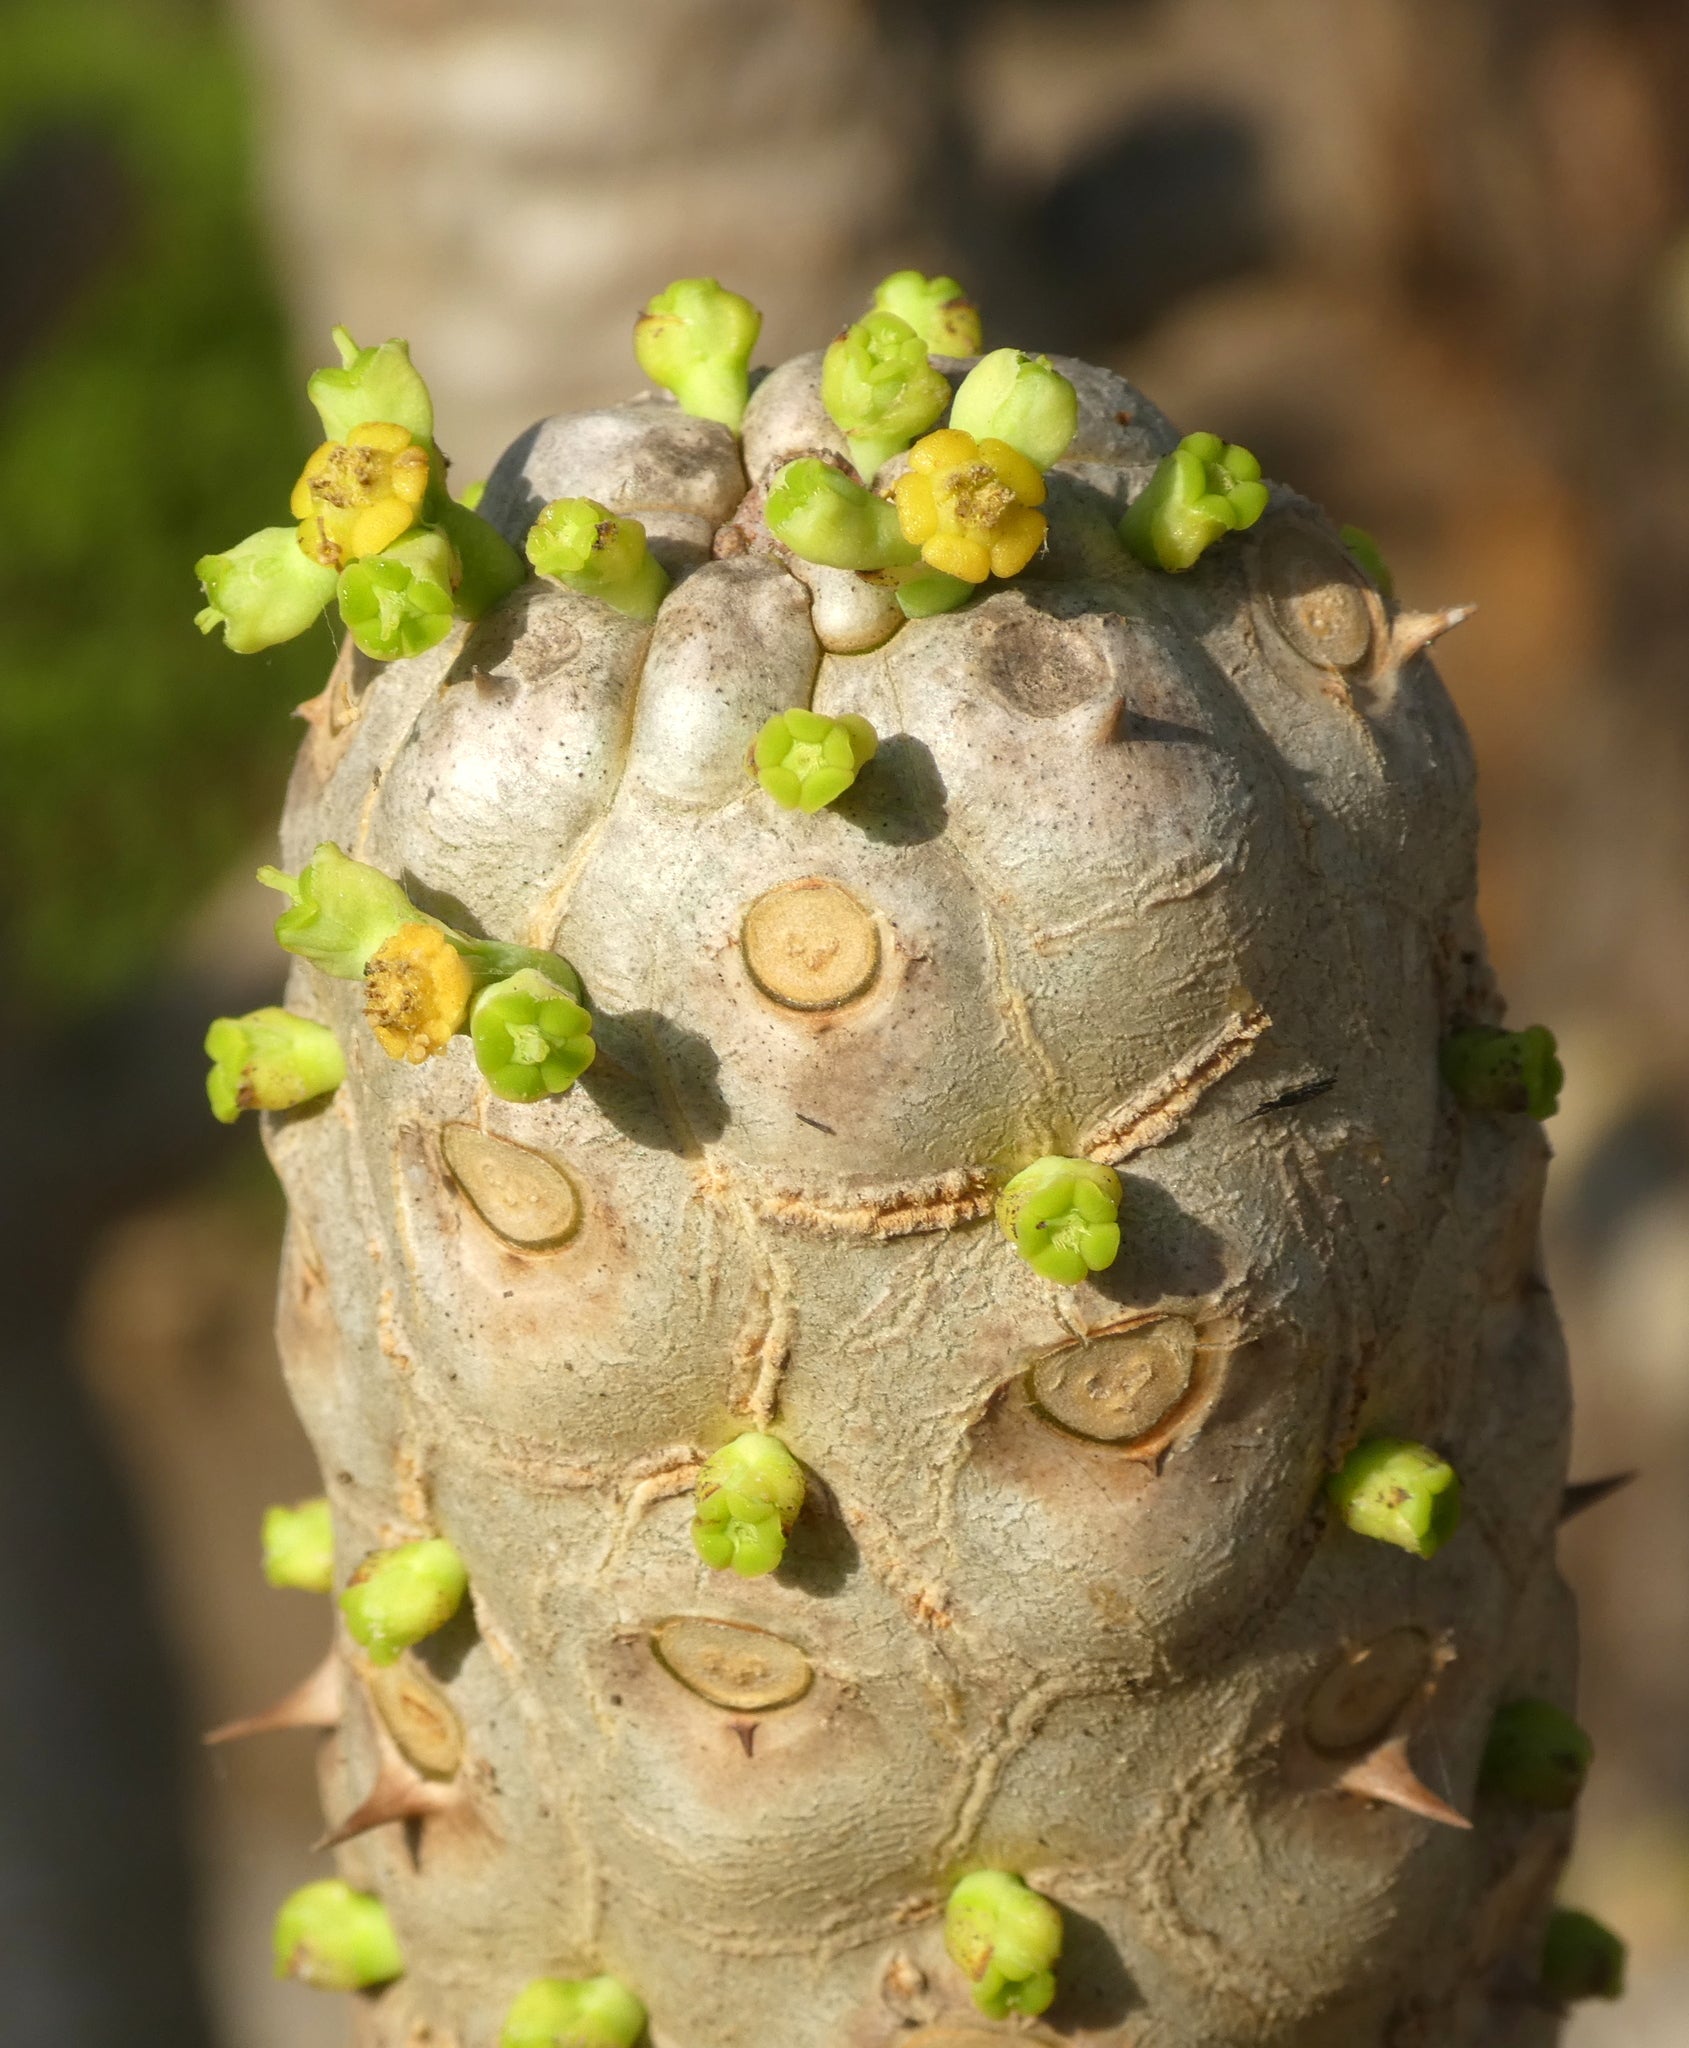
[5, 2, 1688, 2043]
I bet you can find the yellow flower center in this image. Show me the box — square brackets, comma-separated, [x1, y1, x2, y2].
[364, 922, 473, 1064]
[892, 426, 1048, 584]
[292, 421, 431, 570]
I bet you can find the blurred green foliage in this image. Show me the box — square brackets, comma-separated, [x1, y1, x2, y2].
[0, 0, 324, 1009]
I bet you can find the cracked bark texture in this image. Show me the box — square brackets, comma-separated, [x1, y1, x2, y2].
[269, 351, 1576, 2048]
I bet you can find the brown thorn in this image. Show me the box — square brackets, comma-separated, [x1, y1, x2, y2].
[203, 1649, 341, 1746]
[315, 1727, 457, 1851]
[1390, 605, 1477, 665]
[1337, 1734, 1472, 1830]
[727, 1719, 758, 1758]
[1560, 1471, 1637, 1523]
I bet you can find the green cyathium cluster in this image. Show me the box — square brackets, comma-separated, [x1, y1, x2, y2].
[273, 1879, 403, 1991]
[340, 1537, 468, 1666]
[822, 309, 951, 481]
[500, 1974, 648, 2048]
[752, 709, 878, 812]
[525, 498, 670, 620]
[871, 269, 983, 356]
[996, 1156, 1123, 1284]
[634, 278, 761, 431]
[1541, 1909, 1626, 2004]
[196, 327, 523, 661]
[1327, 1438, 1462, 1559]
[944, 1870, 1064, 2019]
[1480, 1699, 1592, 1810]
[262, 1496, 334, 1594]
[205, 1007, 344, 1123]
[1121, 431, 1269, 572]
[691, 1433, 806, 1578]
[1441, 1024, 1562, 1120]
[471, 969, 597, 1102]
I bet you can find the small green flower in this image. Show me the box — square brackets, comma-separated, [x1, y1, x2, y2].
[944, 1870, 1063, 2020]
[633, 277, 761, 431]
[1340, 523, 1395, 599]
[205, 1008, 345, 1123]
[257, 842, 416, 980]
[194, 527, 338, 654]
[996, 1156, 1123, 1285]
[1327, 1439, 1462, 1560]
[340, 1537, 468, 1666]
[273, 1879, 403, 1991]
[525, 499, 669, 620]
[764, 459, 920, 573]
[752, 708, 878, 812]
[262, 1497, 334, 1593]
[1120, 431, 1270, 572]
[1541, 1909, 1626, 2004]
[471, 969, 597, 1102]
[821, 310, 952, 481]
[1479, 1699, 1592, 1810]
[433, 495, 526, 619]
[949, 349, 1079, 472]
[308, 325, 434, 446]
[338, 527, 457, 662]
[1440, 1025, 1562, 1120]
[691, 1433, 806, 1578]
[501, 1975, 648, 2048]
[871, 269, 983, 356]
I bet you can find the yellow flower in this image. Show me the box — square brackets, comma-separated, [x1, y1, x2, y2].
[363, 922, 474, 1063]
[892, 426, 1047, 584]
[291, 421, 431, 570]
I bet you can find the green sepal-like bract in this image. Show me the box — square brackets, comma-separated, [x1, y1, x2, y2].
[1440, 1024, 1562, 1120]
[471, 969, 597, 1102]
[882, 563, 975, 619]
[1327, 1438, 1462, 1559]
[194, 526, 337, 654]
[821, 310, 951, 481]
[1479, 1699, 1592, 1810]
[1121, 431, 1270, 572]
[944, 1870, 1064, 2019]
[1340, 523, 1395, 599]
[1540, 1909, 1626, 2003]
[431, 493, 525, 619]
[526, 499, 669, 620]
[764, 460, 919, 573]
[257, 842, 416, 980]
[871, 269, 983, 356]
[308, 325, 434, 446]
[205, 1007, 345, 1123]
[340, 1537, 469, 1665]
[691, 1433, 806, 1579]
[633, 277, 761, 431]
[996, 1156, 1123, 1284]
[338, 526, 457, 662]
[273, 1879, 403, 1990]
[949, 349, 1079, 473]
[262, 1496, 335, 1593]
[752, 708, 878, 812]
[500, 1974, 648, 2048]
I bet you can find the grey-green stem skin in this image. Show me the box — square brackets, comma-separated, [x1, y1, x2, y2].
[267, 358, 1574, 2048]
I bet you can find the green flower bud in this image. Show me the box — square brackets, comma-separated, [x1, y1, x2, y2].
[262, 1496, 335, 1593]
[470, 969, 596, 1102]
[996, 1156, 1123, 1285]
[205, 1007, 345, 1123]
[338, 527, 457, 662]
[1479, 1699, 1592, 1810]
[273, 1879, 403, 1991]
[1440, 1025, 1562, 1120]
[194, 526, 337, 654]
[1340, 523, 1395, 599]
[308, 325, 434, 446]
[1327, 1438, 1462, 1559]
[949, 349, 1079, 472]
[871, 269, 983, 356]
[821, 311, 952, 481]
[257, 842, 416, 980]
[525, 499, 669, 620]
[944, 1870, 1063, 2020]
[1541, 1908, 1626, 2003]
[501, 1974, 648, 2048]
[764, 459, 920, 573]
[1120, 431, 1270, 572]
[633, 277, 761, 431]
[432, 495, 525, 619]
[691, 1433, 806, 1579]
[340, 1537, 468, 1666]
[752, 708, 878, 813]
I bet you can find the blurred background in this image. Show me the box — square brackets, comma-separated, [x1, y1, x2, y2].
[2, 0, 1686, 2042]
